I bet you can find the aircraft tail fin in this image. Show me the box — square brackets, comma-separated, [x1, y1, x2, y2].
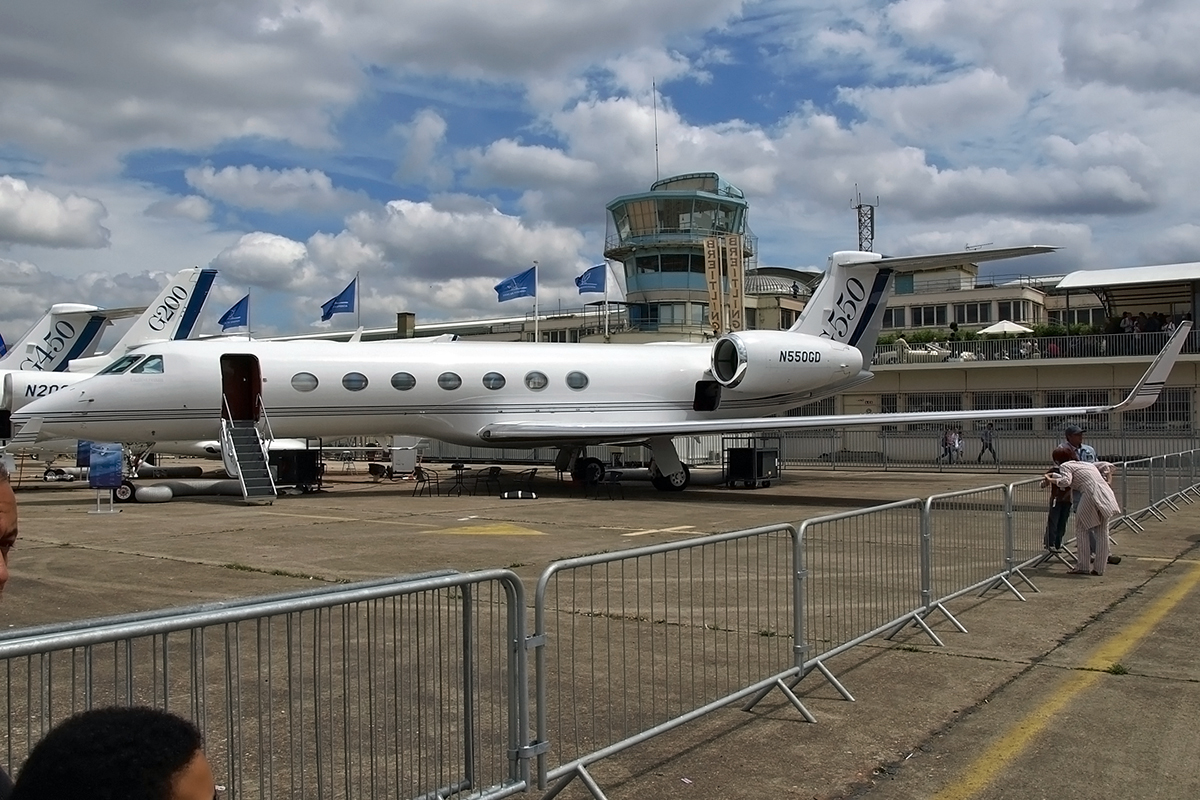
[791, 245, 1059, 365]
[0, 304, 109, 372]
[105, 267, 217, 354]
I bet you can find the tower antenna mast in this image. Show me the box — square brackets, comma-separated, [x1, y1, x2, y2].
[853, 185, 879, 252]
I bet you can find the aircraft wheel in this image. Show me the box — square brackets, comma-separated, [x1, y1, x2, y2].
[114, 481, 136, 503]
[573, 457, 605, 484]
[651, 464, 690, 492]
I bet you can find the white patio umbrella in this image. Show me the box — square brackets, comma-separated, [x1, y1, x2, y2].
[978, 320, 1034, 335]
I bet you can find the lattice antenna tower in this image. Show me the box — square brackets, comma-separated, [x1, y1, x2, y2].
[854, 186, 879, 252]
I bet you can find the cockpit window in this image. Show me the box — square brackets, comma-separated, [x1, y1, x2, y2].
[130, 355, 164, 374]
[98, 355, 144, 375]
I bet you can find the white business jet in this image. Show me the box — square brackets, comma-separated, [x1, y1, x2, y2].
[12, 247, 1191, 491]
[2, 267, 216, 449]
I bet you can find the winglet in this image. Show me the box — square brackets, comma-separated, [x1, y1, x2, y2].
[7, 416, 42, 446]
[1111, 320, 1192, 412]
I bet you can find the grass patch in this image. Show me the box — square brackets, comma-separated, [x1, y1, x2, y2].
[1106, 663, 1129, 675]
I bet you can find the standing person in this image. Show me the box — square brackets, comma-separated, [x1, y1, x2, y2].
[977, 423, 998, 463]
[1041, 447, 1074, 552]
[1044, 449, 1120, 575]
[10, 707, 217, 800]
[1061, 424, 1121, 565]
[0, 461, 18, 799]
[954, 428, 965, 463]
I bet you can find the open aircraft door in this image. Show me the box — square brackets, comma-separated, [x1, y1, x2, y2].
[220, 354, 261, 422]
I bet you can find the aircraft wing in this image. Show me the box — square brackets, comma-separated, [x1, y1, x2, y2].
[480, 320, 1191, 443]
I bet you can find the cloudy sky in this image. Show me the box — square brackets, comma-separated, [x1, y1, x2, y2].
[3, 0, 1199, 341]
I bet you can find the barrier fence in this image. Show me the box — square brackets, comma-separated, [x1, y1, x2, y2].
[3, 451, 1199, 799]
[0, 571, 529, 800]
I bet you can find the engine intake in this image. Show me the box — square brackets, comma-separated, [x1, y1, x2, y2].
[710, 331, 863, 394]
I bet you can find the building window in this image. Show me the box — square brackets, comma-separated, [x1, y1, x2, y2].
[953, 303, 992, 325]
[903, 392, 963, 431]
[1122, 387, 1192, 431]
[390, 372, 416, 391]
[882, 307, 906, 328]
[1045, 391, 1112, 432]
[660, 254, 689, 272]
[482, 372, 506, 390]
[912, 305, 947, 327]
[437, 372, 462, 390]
[998, 300, 1033, 323]
[291, 372, 319, 392]
[342, 372, 368, 391]
[971, 391, 1034, 431]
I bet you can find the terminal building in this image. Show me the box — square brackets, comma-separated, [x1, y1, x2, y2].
[311, 172, 1200, 465]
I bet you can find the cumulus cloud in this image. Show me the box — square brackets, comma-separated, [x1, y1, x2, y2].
[185, 165, 368, 215]
[144, 194, 214, 222]
[0, 176, 110, 248]
[210, 232, 316, 289]
[393, 109, 453, 187]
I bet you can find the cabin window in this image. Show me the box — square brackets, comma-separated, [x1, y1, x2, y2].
[437, 372, 462, 390]
[524, 371, 549, 391]
[565, 371, 589, 390]
[390, 372, 416, 391]
[482, 372, 506, 390]
[342, 372, 368, 391]
[291, 372, 319, 392]
[130, 355, 164, 374]
[99, 355, 144, 375]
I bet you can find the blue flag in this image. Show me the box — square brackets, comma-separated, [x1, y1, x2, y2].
[575, 264, 606, 294]
[321, 278, 357, 321]
[218, 294, 249, 330]
[0, 331, 6, 357]
[494, 266, 537, 302]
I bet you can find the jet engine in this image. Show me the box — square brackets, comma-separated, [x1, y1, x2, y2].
[709, 331, 864, 394]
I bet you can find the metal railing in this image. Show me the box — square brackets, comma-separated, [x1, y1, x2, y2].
[5, 452, 1199, 799]
[0, 571, 529, 800]
[873, 328, 1200, 365]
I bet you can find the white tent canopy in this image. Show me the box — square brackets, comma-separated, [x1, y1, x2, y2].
[978, 320, 1034, 335]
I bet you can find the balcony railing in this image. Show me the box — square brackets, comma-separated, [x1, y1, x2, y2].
[872, 330, 1198, 365]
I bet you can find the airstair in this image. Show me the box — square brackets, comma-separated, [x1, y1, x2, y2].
[220, 404, 277, 505]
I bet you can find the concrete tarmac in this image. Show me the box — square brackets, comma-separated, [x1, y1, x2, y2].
[4, 462, 1199, 799]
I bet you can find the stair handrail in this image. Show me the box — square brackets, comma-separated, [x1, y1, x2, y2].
[255, 395, 276, 444]
[218, 417, 246, 495]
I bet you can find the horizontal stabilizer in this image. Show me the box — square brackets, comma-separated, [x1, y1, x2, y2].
[862, 245, 1059, 273]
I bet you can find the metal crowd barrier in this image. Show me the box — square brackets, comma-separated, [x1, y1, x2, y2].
[6, 450, 1200, 799]
[0, 570, 529, 800]
[532, 525, 806, 796]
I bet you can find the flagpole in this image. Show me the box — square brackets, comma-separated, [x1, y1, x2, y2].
[603, 262, 610, 340]
[247, 288, 252, 341]
[533, 260, 539, 343]
[356, 271, 361, 330]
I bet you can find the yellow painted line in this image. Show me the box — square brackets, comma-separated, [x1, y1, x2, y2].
[427, 524, 546, 536]
[622, 525, 696, 538]
[932, 562, 1200, 800]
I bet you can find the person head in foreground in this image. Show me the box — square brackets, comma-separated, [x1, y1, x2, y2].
[11, 706, 216, 800]
[0, 461, 17, 601]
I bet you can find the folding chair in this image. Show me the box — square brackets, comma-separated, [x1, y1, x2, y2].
[473, 466, 503, 496]
[412, 465, 440, 497]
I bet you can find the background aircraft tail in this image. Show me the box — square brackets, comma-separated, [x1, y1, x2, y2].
[105, 267, 217, 352]
[791, 245, 1058, 366]
[0, 303, 110, 372]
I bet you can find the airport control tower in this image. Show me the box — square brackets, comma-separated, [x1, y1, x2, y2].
[604, 172, 758, 339]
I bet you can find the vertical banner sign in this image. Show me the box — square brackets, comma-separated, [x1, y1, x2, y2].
[76, 440, 91, 468]
[87, 442, 125, 490]
[703, 237, 724, 334]
[726, 234, 745, 332]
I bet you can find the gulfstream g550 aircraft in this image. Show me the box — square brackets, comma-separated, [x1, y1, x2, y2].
[13, 247, 1191, 491]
